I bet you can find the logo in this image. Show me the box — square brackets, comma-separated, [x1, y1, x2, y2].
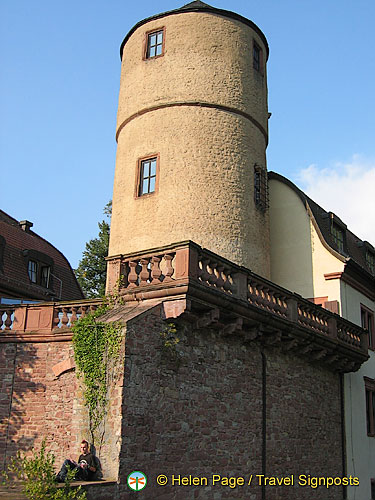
[127, 471, 147, 491]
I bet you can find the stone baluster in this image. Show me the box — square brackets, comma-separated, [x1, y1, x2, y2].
[163, 254, 174, 282]
[216, 264, 225, 289]
[4, 309, 13, 330]
[52, 307, 60, 329]
[70, 306, 78, 325]
[151, 256, 162, 283]
[80, 306, 88, 318]
[208, 261, 218, 285]
[60, 308, 69, 328]
[139, 258, 150, 284]
[128, 261, 139, 287]
[199, 257, 211, 283]
[223, 267, 234, 293]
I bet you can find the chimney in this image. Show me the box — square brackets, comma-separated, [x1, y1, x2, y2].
[19, 220, 33, 232]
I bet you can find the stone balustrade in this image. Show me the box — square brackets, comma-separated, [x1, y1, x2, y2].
[106, 241, 368, 355]
[1, 241, 368, 359]
[0, 299, 101, 334]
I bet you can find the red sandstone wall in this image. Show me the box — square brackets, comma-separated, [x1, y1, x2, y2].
[106, 307, 343, 500]
[0, 337, 123, 481]
[0, 340, 80, 469]
[1, 306, 346, 500]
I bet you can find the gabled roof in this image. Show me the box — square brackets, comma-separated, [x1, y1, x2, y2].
[268, 172, 375, 280]
[0, 209, 84, 301]
[120, 2, 268, 60]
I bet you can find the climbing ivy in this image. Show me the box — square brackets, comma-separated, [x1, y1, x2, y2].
[159, 322, 181, 368]
[71, 305, 123, 442]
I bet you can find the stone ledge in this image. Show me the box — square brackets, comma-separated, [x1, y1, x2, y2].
[0, 480, 117, 499]
[59, 479, 117, 488]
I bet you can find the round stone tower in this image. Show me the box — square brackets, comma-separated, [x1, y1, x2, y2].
[109, 1, 270, 277]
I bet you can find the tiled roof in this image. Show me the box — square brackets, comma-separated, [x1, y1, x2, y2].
[0, 210, 84, 301]
[268, 172, 375, 279]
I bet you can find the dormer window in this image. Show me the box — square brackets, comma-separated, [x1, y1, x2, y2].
[145, 28, 164, 59]
[24, 249, 53, 289]
[41, 266, 51, 288]
[327, 212, 346, 253]
[331, 223, 344, 253]
[366, 250, 375, 275]
[28, 260, 38, 283]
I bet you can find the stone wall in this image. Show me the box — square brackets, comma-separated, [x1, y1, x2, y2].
[0, 336, 122, 481]
[110, 304, 344, 499]
[1, 303, 348, 499]
[0, 340, 80, 468]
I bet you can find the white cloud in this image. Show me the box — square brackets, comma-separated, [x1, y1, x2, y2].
[296, 155, 375, 246]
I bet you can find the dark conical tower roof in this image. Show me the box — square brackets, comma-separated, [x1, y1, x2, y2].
[120, 2, 268, 60]
[179, 1, 212, 9]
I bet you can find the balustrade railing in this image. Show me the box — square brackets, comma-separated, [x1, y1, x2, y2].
[297, 301, 330, 336]
[120, 252, 175, 290]
[106, 241, 367, 353]
[337, 318, 363, 350]
[197, 253, 235, 294]
[0, 299, 101, 333]
[247, 277, 288, 319]
[1, 241, 368, 356]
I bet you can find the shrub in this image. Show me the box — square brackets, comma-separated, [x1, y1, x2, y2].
[2, 440, 86, 500]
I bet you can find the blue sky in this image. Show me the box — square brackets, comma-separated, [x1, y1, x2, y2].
[1, 0, 374, 268]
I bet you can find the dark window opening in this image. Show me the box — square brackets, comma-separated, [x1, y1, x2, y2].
[253, 42, 263, 74]
[361, 305, 375, 349]
[331, 223, 344, 253]
[254, 165, 269, 212]
[366, 250, 375, 275]
[365, 377, 375, 437]
[146, 29, 164, 58]
[41, 266, 50, 288]
[28, 260, 38, 283]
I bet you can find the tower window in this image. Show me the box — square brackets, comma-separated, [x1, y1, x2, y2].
[253, 41, 263, 74]
[28, 260, 37, 283]
[145, 29, 164, 59]
[254, 165, 268, 212]
[137, 156, 159, 197]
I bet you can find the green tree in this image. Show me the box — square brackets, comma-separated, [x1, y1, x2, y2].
[75, 203, 111, 298]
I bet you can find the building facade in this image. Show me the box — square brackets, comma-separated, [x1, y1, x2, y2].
[269, 172, 375, 499]
[0, 210, 84, 304]
[0, 3, 373, 500]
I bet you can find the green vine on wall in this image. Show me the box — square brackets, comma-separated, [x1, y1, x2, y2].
[160, 322, 181, 368]
[71, 305, 123, 443]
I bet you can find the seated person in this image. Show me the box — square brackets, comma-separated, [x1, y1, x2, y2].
[55, 440, 97, 482]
